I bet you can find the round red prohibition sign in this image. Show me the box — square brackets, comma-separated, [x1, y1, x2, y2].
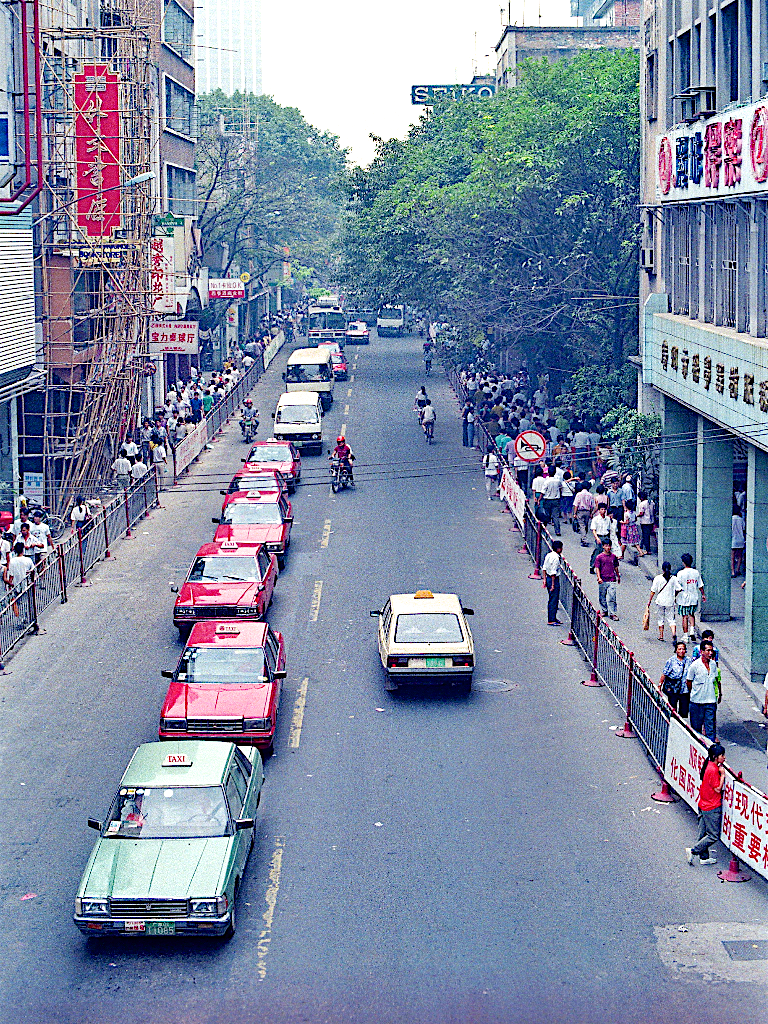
[514, 430, 547, 462]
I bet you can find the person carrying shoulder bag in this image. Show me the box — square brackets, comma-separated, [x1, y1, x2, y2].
[647, 561, 682, 642]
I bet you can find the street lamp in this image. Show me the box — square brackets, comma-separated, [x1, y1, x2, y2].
[34, 171, 156, 224]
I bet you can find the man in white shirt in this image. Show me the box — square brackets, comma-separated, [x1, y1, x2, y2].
[677, 553, 706, 642]
[541, 473, 562, 535]
[542, 540, 563, 625]
[111, 451, 132, 490]
[123, 438, 139, 464]
[6, 541, 35, 626]
[131, 458, 148, 481]
[30, 512, 52, 560]
[589, 506, 611, 571]
[152, 442, 168, 490]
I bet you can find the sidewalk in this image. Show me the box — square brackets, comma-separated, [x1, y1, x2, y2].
[542, 505, 768, 781]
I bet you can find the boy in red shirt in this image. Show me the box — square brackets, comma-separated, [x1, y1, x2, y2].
[686, 742, 726, 865]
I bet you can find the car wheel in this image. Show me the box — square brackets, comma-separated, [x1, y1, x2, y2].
[177, 626, 191, 641]
[277, 556, 286, 571]
[384, 675, 398, 692]
[225, 882, 238, 939]
[262, 741, 274, 758]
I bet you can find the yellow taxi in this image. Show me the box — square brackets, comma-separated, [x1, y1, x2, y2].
[370, 590, 475, 692]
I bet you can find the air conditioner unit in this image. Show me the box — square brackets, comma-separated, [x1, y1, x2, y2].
[640, 247, 655, 272]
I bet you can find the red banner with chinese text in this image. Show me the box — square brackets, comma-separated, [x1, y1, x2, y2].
[74, 64, 121, 238]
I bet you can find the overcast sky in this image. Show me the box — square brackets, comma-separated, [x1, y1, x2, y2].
[261, 0, 572, 166]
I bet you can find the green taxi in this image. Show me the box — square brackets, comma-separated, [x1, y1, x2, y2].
[73, 740, 263, 939]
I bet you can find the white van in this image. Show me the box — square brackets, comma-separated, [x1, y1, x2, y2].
[272, 391, 324, 454]
[284, 347, 334, 410]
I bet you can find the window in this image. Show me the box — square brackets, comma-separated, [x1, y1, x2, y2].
[163, 0, 193, 62]
[719, 203, 737, 329]
[225, 772, 244, 820]
[166, 164, 196, 216]
[0, 116, 10, 160]
[672, 206, 694, 317]
[645, 51, 657, 121]
[164, 76, 195, 137]
[722, 3, 738, 103]
[678, 31, 691, 94]
[257, 548, 271, 576]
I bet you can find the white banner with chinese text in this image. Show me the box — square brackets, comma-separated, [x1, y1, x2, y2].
[174, 418, 208, 478]
[499, 467, 526, 528]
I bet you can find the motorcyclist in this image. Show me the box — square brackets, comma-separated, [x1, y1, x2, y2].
[240, 398, 258, 438]
[330, 435, 355, 484]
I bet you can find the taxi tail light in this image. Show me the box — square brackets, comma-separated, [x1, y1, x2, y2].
[452, 656, 474, 667]
[387, 656, 409, 668]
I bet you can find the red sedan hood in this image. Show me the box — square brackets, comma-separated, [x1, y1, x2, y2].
[214, 524, 284, 545]
[163, 681, 272, 718]
[177, 581, 260, 607]
[244, 460, 293, 476]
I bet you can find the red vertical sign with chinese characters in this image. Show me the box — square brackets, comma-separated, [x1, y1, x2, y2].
[74, 64, 121, 238]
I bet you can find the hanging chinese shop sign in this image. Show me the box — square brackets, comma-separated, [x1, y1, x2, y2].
[150, 236, 176, 314]
[148, 321, 199, 355]
[74, 64, 121, 238]
[656, 99, 768, 202]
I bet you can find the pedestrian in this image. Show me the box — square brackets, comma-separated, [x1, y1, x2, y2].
[540, 470, 562, 536]
[5, 540, 35, 625]
[461, 401, 473, 447]
[572, 484, 596, 546]
[692, 628, 720, 664]
[30, 511, 53, 565]
[123, 436, 139, 465]
[686, 742, 726, 866]
[622, 498, 641, 562]
[685, 640, 720, 741]
[18, 522, 43, 563]
[130, 457, 148, 482]
[560, 471, 575, 523]
[111, 449, 132, 490]
[677, 553, 706, 643]
[731, 503, 746, 576]
[607, 478, 623, 517]
[589, 505, 611, 572]
[636, 489, 654, 556]
[483, 448, 499, 499]
[542, 539, 563, 626]
[647, 561, 682, 642]
[658, 641, 691, 717]
[152, 441, 168, 490]
[70, 495, 91, 536]
[595, 537, 620, 620]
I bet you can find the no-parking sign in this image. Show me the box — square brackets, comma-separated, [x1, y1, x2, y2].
[514, 430, 547, 463]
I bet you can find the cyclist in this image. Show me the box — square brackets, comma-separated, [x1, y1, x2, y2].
[421, 399, 436, 442]
[414, 386, 428, 423]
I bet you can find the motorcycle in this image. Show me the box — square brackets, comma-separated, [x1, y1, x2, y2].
[241, 416, 258, 443]
[329, 455, 353, 493]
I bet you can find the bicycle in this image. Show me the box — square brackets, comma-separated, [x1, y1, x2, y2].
[423, 419, 435, 444]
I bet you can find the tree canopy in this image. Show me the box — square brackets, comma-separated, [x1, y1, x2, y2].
[195, 92, 348, 285]
[339, 50, 640, 381]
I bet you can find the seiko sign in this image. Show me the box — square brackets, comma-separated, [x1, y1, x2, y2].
[411, 83, 496, 105]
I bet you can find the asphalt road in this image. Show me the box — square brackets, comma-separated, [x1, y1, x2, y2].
[0, 333, 765, 1024]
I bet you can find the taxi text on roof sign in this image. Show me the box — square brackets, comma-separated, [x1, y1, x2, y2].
[219, 539, 238, 550]
[162, 752, 193, 767]
[216, 624, 241, 634]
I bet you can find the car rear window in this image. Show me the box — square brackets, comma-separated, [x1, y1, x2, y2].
[393, 613, 464, 644]
[223, 504, 283, 525]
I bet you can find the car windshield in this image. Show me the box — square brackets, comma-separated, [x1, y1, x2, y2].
[331, 354, 344, 364]
[104, 786, 230, 839]
[394, 613, 464, 643]
[223, 503, 283, 525]
[230, 474, 279, 493]
[183, 646, 267, 684]
[276, 405, 320, 424]
[248, 445, 289, 462]
[189, 556, 260, 582]
[285, 364, 332, 384]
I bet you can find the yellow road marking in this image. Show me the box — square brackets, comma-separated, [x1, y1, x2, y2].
[344, 404, 349, 415]
[288, 676, 309, 748]
[309, 580, 322, 622]
[256, 836, 285, 980]
[350, 374, 355, 383]
[347, 388, 352, 397]
[320, 519, 331, 548]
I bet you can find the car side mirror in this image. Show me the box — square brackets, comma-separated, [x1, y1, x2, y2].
[271, 413, 275, 419]
[258, 583, 265, 592]
[219, 490, 227, 495]
[284, 516, 294, 524]
[170, 584, 179, 594]
[282, 372, 286, 380]
[273, 669, 287, 679]
[212, 517, 219, 524]
[88, 818, 102, 831]
[462, 608, 475, 615]
[235, 818, 255, 830]
[241, 458, 247, 463]
[369, 610, 381, 617]
[161, 669, 174, 679]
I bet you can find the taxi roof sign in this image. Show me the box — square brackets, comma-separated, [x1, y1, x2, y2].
[162, 752, 193, 767]
[215, 623, 241, 635]
[219, 539, 238, 550]
[414, 590, 434, 599]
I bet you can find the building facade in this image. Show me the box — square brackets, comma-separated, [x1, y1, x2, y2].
[195, 0, 262, 96]
[640, 0, 768, 681]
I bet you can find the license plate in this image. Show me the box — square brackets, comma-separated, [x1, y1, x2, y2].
[426, 657, 448, 668]
[146, 921, 176, 936]
[408, 658, 426, 668]
[124, 920, 145, 932]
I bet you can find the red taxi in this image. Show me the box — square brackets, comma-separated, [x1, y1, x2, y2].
[242, 439, 301, 493]
[172, 539, 278, 638]
[159, 620, 286, 754]
[345, 320, 370, 345]
[213, 490, 293, 570]
[330, 351, 348, 381]
[222, 469, 288, 505]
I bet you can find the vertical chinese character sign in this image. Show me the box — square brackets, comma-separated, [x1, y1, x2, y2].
[74, 64, 121, 238]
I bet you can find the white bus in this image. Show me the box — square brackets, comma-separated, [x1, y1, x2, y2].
[307, 301, 347, 343]
[376, 304, 405, 336]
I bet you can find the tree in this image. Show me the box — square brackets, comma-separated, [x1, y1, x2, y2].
[338, 50, 640, 379]
[195, 92, 347, 290]
[602, 407, 661, 495]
